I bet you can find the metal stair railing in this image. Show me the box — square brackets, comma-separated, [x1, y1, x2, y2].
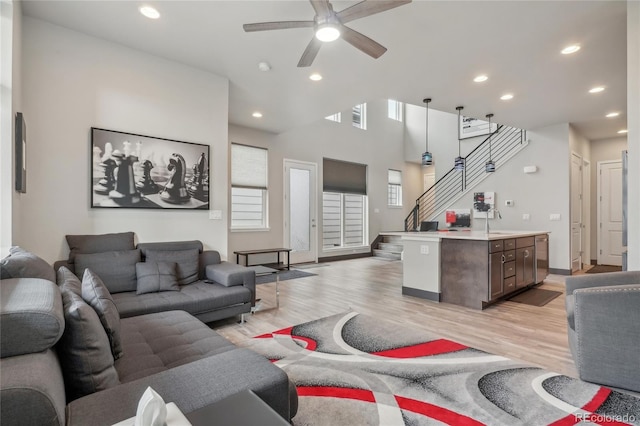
[405, 125, 527, 231]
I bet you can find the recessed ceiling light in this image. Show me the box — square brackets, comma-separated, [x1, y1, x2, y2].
[605, 112, 620, 118]
[617, 129, 628, 134]
[561, 45, 581, 55]
[139, 5, 160, 19]
[252, 112, 263, 118]
[309, 73, 323, 81]
[589, 86, 605, 94]
[473, 75, 488, 83]
[500, 94, 514, 101]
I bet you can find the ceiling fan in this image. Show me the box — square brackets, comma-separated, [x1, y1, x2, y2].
[243, 0, 412, 67]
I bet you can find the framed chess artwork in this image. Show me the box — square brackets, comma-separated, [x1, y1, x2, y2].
[91, 128, 210, 210]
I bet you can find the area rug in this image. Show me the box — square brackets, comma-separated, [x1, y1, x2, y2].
[507, 288, 562, 307]
[256, 269, 316, 285]
[586, 265, 623, 274]
[244, 312, 640, 425]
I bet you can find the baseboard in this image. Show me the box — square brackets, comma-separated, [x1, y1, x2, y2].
[319, 252, 372, 263]
[549, 268, 572, 276]
[402, 287, 440, 302]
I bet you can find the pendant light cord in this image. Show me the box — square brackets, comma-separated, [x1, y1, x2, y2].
[424, 98, 431, 153]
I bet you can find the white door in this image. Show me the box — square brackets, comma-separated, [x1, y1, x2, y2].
[284, 160, 317, 264]
[598, 161, 623, 266]
[570, 153, 583, 272]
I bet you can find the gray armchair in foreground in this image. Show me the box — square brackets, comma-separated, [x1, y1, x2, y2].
[565, 271, 640, 393]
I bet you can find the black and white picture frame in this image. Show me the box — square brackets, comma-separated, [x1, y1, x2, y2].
[15, 112, 26, 193]
[91, 128, 210, 210]
[459, 115, 498, 140]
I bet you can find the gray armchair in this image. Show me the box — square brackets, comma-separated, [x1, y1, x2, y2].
[565, 271, 640, 393]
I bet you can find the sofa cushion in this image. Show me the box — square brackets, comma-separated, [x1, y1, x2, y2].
[75, 249, 140, 294]
[136, 262, 179, 295]
[81, 269, 123, 360]
[111, 281, 251, 318]
[0, 246, 55, 282]
[144, 249, 199, 286]
[0, 278, 65, 358]
[58, 286, 120, 401]
[115, 310, 236, 382]
[137, 240, 203, 258]
[66, 232, 135, 264]
[57, 266, 82, 295]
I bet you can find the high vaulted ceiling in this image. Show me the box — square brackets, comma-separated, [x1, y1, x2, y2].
[22, 1, 628, 140]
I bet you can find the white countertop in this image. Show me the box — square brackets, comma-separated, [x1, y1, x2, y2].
[384, 230, 549, 241]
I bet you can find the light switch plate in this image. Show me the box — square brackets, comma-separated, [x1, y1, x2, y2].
[550, 213, 561, 221]
[209, 210, 222, 220]
[420, 245, 429, 255]
[522, 213, 530, 221]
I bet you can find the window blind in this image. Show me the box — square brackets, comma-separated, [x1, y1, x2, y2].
[231, 143, 267, 189]
[323, 158, 367, 195]
[388, 169, 402, 185]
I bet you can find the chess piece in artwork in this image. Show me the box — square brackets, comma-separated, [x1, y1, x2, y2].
[188, 152, 208, 201]
[108, 150, 141, 204]
[159, 153, 191, 204]
[136, 160, 160, 195]
[93, 158, 117, 195]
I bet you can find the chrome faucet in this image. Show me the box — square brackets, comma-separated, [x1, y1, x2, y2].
[485, 207, 502, 234]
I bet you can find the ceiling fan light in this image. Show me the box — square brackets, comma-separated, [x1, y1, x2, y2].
[315, 25, 340, 42]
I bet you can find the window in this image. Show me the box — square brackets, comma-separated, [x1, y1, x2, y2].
[322, 193, 367, 249]
[322, 158, 368, 249]
[388, 99, 403, 121]
[231, 143, 268, 229]
[388, 169, 402, 207]
[325, 112, 341, 123]
[352, 103, 367, 130]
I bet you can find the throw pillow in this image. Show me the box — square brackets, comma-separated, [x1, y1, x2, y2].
[57, 265, 82, 296]
[74, 249, 140, 293]
[144, 249, 199, 285]
[0, 246, 55, 282]
[135, 262, 180, 295]
[66, 232, 135, 264]
[58, 286, 120, 401]
[81, 269, 123, 359]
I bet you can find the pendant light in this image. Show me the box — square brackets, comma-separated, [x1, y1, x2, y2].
[485, 113, 495, 173]
[421, 98, 433, 166]
[454, 106, 465, 171]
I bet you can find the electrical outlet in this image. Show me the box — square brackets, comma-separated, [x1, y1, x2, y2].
[550, 213, 561, 221]
[420, 245, 429, 255]
[522, 213, 530, 221]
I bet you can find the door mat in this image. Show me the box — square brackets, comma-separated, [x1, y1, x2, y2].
[586, 264, 623, 274]
[256, 269, 316, 285]
[507, 288, 562, 306]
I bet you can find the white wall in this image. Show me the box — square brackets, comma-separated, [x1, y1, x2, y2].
[589, 136, 628, 260]
[431, 123, 572, 271]
[229, 100, 423, 259]
[0, 0, 22, 257]
[628, 0, 640, 270]
[19, 18, 230, 263]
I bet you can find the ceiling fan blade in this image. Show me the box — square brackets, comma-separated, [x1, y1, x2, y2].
[298, 37, 322, 67]
[243, 21, 314, 32]
[340, 25, 387, 59]
[309, 0, 332, 16]
[338, 0, 412, 24]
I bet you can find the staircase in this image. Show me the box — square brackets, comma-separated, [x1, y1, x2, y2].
[372, 234, 403, 260]
[405, 125, 528, 231]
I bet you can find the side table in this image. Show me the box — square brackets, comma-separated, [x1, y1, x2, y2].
[185, 389, 289, 426]
[246, 265, 280, 310]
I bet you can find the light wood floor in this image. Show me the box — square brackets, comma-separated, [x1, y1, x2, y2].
[212, 257, 577, 378]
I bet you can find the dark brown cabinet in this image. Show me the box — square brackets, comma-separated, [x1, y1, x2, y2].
[489, 252, 504, 300]
[515, 237, 535, 288]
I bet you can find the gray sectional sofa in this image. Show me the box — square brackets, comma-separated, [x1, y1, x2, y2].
[0, 243, 298, 425]
[53, 233, 256, 322]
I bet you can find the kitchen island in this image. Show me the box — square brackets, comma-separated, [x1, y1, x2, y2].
[394, 230, 549, 310]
